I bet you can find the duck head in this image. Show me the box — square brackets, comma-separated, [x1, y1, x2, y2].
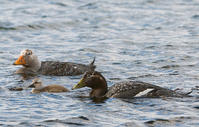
[72, 71, 108, 98]
[13, 49, 32, 66]
[29, 78, 43, 88]
[72, 71, 107, 90]
[13, 49, 41, 72]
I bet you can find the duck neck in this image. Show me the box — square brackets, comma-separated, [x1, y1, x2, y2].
[24, 55, 41, 72]
[34, 83, 43, 90]
[90, 79, 108, 98]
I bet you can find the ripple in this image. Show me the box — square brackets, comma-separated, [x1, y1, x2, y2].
[161, 65, 180, 69]
[192, 14, 199, 19]
[109, 78, 121, 80]
[127, 74, 157, 80]
[50, 2, 68, 7]
[169, 71, 179, 75]
[78, 2, 98, 9]
[0, 26, 16, 30]
[0, 0, 199, 126]
[193, 106, 199, 110]
[43, 116, 89, 126]
[145, 116, 199, 127]
[0, 21, 79, 31]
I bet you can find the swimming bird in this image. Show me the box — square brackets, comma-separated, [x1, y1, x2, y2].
[29, 78, 69, 93]
[72, 71, 189, 98]
[13, 49, 95, 76]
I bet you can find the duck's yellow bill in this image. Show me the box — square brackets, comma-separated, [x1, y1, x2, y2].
[72, 78, 86, 90]
[13, 55, 26, 65]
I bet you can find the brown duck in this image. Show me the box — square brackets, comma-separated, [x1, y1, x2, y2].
[13, 49, 95, 76]
[72, 71, 190, 98]
[29, 78, 69, 93]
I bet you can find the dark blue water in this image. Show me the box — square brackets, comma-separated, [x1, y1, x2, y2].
[0, 0, 199, 126]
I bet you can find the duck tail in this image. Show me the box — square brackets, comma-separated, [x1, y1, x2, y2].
[89, 57, 96, 71]
[174, 88, 193, 97]
[184, 90, 193, 95]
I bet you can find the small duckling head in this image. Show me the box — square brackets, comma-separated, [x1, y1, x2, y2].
[29, 78, 43, 88]
[72, 71, 107, 90]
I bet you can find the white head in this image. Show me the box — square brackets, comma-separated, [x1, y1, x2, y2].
[20, 49, 33, 56]
[14, 49, 41, 72]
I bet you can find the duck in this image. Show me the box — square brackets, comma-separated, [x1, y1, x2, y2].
[29, 78, 69, 93]
[72, 71, 190, 98]
[13, 49, 96, 76]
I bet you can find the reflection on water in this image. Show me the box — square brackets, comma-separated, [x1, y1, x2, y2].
[0, 0, 199, 126]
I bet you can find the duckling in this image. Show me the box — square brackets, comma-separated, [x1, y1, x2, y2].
[72, 71, 189, 98]
[29, 78, 69, 93]
[13, 49, 95, 76]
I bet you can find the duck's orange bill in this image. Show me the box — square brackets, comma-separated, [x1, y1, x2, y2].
[13, 55, 26, 65]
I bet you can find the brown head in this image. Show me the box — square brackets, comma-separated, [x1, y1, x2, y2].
[29, 78, 43, 88]
[72, 71, 108, 98]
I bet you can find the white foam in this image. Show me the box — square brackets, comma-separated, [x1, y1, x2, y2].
[134, 88, 154, 97]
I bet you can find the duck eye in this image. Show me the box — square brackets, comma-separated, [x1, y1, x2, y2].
[85, 74, 91, 78]
[85, 71, 91, 76]
[84, 73, 88, 77]
[91, 72, 96, 75]
[26, 52, 31, 55]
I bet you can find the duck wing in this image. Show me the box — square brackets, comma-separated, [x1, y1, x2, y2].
[39, 61, 95, 76]
[43, 85, 69, 93]
[106, 81, 183, 98]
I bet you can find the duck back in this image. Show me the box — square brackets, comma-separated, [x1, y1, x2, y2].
[42, 85, 69, 93]
[105, 81, 183, 98]
[32, 85, 69, 93]
[39, 61, 95, 76]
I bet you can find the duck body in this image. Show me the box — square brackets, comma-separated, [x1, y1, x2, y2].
[13, 49, 95, 76]
[39, 61, 95, 76]
[72, 71, 188, 99]
[105, 81, 181, 98]
[32, 84, 69, 93]
[30, 78, 69, 93]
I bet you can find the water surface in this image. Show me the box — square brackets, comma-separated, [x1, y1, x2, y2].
[0, 0, 199, 126]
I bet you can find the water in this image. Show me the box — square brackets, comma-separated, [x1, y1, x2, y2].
[0, 0, 199, 126]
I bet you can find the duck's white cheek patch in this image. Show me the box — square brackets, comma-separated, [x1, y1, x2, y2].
[134, 88, 154, 97]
